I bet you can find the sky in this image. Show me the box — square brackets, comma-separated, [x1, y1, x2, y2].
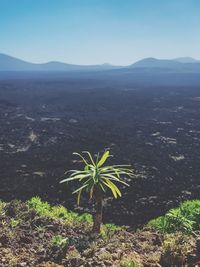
[0, 0, 200, 65]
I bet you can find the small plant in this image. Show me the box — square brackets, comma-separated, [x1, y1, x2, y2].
[51, 205, 79, 222]
[180, 200, 200, 230]
[166, 209, 194, 233]
[147, 216, 169, 234]
[50, 235, 69, 248]
[121, 252, 141, 267]
[60, 150, 134, 233]
[27, 196, 51, 217]
[35, 225, 46, 233]
[77, 213, 93, 223]
[147, 200, 200, 234]
[10, 218, 20, 228]
[105, 223, 123, 232]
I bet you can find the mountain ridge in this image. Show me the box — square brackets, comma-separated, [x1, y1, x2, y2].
[0, 53, 121, 71]
[1, 53, 200, 72]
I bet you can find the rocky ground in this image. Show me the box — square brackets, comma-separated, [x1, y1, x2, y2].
[0, 199, 199, 267]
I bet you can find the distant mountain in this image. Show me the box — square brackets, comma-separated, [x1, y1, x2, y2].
[129, 57, 200, 73]
[174, 57, 200, 63]
[2, 53, 200, 86]
[130, 57, 182, 68]
[0, 53, 121, 72]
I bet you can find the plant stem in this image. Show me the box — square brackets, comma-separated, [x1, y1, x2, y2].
[92, 187, 103, 233]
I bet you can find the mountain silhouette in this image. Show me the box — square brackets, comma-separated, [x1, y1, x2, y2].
[0, 53, 120, 71]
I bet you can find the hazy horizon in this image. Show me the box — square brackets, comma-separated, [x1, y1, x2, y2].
[1, 0, 200, 65]
[1, 53, 200, 66]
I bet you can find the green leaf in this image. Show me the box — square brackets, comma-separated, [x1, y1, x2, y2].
[83, 151, 96, 166]
[102, 173, 130, 186]
[84, 165, 89, 171]
[72, 184, 88, 194]
[97, 151, 110, 167]
[105, 179, 122, 197]
[95, 152, 100, 165]
[70, 170, 88, 176]
[100, 165, 133, 175]
[99, 183, 106, 193]
[102, 164, 132, 168]
[60, 174, 90, 183]
[102, 180, 117, 198]
[83, 177, 93, 186]
[73, 152, 89, 165]
[65, 170, 87, 174]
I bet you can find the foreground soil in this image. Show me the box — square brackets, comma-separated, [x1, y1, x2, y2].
[0, 199, 199, 267]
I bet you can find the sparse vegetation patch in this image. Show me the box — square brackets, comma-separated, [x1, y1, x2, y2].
[0, 198, 199, 266]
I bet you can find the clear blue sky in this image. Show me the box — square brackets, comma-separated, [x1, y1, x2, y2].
[0, 0, 200, 65]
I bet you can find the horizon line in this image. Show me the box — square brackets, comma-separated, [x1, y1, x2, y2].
[0, 53, 200, 66]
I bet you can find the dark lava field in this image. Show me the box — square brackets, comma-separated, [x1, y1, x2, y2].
[0, 78, 200, 227]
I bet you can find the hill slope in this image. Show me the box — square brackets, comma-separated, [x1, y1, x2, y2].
[0, 54, 120, 72]
[0, 197, 199, 266]
[130, 57, 200, 71]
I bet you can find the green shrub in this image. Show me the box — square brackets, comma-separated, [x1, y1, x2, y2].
[77, 213, 93, 223]
[27, 197, 51, 216]
[50, 235, 69, 248]
[147, 216, 169, 234]
[180, 200, 200, 229]
[147, 200, 200, 233]
[105, 223, 123, 232]
[51, 205, 79, 222]
[27, 197, 92, 225]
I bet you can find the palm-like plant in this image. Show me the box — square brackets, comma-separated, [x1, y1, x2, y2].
[60, 150, 134, 233]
